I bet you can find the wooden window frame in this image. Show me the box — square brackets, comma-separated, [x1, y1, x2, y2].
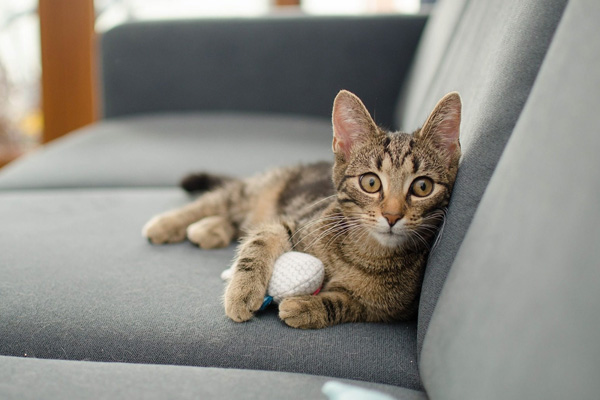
[38, 0, 97, 143]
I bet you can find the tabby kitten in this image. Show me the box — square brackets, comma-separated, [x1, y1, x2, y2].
[142, 90, 461, 329]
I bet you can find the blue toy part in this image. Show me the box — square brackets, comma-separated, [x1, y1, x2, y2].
[260, 296, 273, 311]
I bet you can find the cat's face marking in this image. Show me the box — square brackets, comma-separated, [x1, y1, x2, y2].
[331, 90, 461, 249]
[339, 133, 451, 247]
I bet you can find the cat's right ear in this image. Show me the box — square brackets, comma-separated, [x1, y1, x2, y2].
[416, 92, 462, 163]
[332, 90, 380, 160]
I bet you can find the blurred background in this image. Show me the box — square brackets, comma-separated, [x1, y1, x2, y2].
[0, 0, 433, 168]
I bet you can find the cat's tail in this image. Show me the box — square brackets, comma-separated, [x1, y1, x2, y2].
[180, 172, 236, 193]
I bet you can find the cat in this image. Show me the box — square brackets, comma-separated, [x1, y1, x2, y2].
[142, 90, 461, 329]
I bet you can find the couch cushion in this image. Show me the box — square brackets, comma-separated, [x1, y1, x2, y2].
[0, 113, 333, 190]
[0, 189, 422, 390]
[420, 0, 600, 398]
[397, 0, 568, 354]
[0, 356, 427, 400]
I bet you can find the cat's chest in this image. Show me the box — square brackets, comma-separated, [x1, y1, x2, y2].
[322, 251, 426, 307]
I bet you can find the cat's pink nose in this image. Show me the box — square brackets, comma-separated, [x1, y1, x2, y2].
[383, 213, 402, 227]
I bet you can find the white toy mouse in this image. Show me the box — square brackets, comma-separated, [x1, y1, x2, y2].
[221, 251, 325, 310]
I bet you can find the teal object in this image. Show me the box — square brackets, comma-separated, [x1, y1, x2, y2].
[322, 381, 397, 400]
[259, 296, 273, 311]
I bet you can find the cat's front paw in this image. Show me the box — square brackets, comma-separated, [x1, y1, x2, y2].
[279, 296, 328, 329]
[186, 216, 234, 249]
[224, 276, 265, 323]
[142, 213, 187, 244]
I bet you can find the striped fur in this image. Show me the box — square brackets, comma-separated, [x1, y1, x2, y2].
[142, 90, 461, 328]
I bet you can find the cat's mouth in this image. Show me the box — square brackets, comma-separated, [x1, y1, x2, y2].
[370, 220, 407, 248]
[371, 230, 406, 248]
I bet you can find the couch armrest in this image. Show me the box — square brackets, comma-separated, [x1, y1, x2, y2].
[100, 15, 427, 128]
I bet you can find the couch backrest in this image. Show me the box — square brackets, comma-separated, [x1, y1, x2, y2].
[100, 16, 426, 129]
[395, 0, 468, 130]
[397, 0, 568, 355]
[419, 0, 600, 398]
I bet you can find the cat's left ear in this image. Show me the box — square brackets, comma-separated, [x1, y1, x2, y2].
[416, 92, 462, 162]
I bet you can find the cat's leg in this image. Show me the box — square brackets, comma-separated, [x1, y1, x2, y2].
[143, 182, 242, 244]
[224, 221, 292, 322]
[186, 216, 235, 249]
[279, 291, 365, 329]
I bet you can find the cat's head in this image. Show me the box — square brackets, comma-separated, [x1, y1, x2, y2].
[331, 90, 461, 249]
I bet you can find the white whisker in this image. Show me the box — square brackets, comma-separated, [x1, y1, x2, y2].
[323, 221, 364, 250]
[292, 219, 346, 249]
[302, 217, 363, 251]
[301, 194, 337, 211]
[290, 215, 345, 241]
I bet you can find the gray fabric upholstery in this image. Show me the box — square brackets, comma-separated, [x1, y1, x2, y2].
[0, 113, 332, 190]
[420, 0, 600, 398]
[401, 0, 569, 355]
[0, 356, 427, 400]
[2, 2, 592, 397]
[395, 0, 469, 129]
[101, 16, 427, 129]
[0, 189, 422, 390]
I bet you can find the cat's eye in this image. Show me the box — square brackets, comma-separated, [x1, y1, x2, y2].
[359, 173, 382, 193]
[411, 177, 434, 197]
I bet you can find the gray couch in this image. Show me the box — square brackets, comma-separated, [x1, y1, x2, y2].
[1, 0, 598, 398]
